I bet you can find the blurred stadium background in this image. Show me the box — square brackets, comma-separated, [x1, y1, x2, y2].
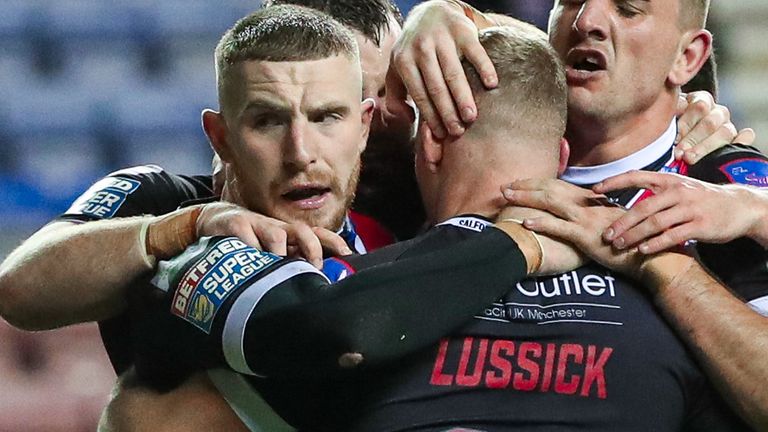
[0, 1, 762, 430]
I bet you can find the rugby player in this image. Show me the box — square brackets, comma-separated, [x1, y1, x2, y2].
[100, 6, 392, 430]
[388, 0, 768, 427]
[134, 23, 746, 430]
[103, 9, 576, 431]
[0, 4, 398, 431]
[0, 0, 756, 429]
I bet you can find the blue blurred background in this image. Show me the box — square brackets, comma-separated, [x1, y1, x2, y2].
[0, 1, 758, 252]
[0, 2, 763, 429]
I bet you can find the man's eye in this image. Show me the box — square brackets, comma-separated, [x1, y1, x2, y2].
[253, 116, 281, 128]
[617, 4, 640, 18]
[316, 112, 342, 124]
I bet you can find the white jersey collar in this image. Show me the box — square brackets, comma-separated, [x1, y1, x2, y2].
[436, 215, 492, 233]
[561, 119, 677, 186]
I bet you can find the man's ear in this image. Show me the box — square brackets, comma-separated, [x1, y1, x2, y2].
[202, 109, 233, 163]
[418, 122, 444, 173]
[668, 29, 713, 87]
[359, 98, 376, 153]
[557, 137, 570, 177]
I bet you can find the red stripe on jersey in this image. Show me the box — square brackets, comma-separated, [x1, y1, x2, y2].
[349, 211, 395, 251]
[632, 158, 690, 207]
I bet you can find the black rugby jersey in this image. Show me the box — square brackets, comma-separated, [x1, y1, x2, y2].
[335, 217, 744, 432]
[687, 144, 768, 307]
[143, 215, 746, 431]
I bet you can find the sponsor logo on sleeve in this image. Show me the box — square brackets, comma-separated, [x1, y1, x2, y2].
[719, 158, 768, 187]
[65, 177, 141, 219]
[171, 238, 282, 333]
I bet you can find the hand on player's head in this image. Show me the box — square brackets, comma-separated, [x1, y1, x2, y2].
[387, 0, 497, 139]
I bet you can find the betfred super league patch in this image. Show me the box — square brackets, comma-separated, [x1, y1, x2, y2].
[170, 237, 282, 333]
[719, 158, 768, 187]
[65, 176, 141, 219]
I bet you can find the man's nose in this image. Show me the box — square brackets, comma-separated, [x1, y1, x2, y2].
[573, 0, 609, 41]
[283, 121, 316, 169]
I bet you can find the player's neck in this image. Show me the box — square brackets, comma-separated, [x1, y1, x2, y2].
[430, 176, 503, 224]
[566, 96, 677, 167]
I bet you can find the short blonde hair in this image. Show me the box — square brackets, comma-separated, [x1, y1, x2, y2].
[462, 22, 567, 146]
[215, 5, 359, 110]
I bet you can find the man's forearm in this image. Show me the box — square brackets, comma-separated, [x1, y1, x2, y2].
[642, 254, 768, 430]
[744, 186, 768, 248]
[0, 219, 154, 330]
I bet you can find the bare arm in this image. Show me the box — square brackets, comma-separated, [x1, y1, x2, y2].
[0, 219, 154, 330]
[99, 369, 252, 432]
[641, 254, 768, 431]
[0, 203, 350, 331]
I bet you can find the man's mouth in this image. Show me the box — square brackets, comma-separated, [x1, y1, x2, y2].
[282, 185, 332, 210]
[573, 57, 603, 72]
[566, 49, 608, 81]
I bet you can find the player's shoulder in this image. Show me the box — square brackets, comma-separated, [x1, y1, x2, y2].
[105, 164, 212, 192]
[60, 165, 214, 221]
[688, 143, 768, 186]
[324, 236, 422, 282]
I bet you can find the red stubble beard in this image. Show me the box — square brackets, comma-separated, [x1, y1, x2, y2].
[228, 159, 360, 232]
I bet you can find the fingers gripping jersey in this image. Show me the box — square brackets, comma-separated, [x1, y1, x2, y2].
[686, 144, 768, 310]
[619, 142, 768, 314]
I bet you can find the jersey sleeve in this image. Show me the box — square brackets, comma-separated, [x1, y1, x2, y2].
[130, 229, 529, 387]
[686, 144, 768, 312]
[688, 143, 768, 187]
[54, 165, 213, 375]
[57, 165, 213, 222]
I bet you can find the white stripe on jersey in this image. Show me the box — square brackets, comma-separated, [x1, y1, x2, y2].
[207, 369, 295, 432]
[561, 119, 676, 186]
[354, 235, 366, 255]
[624, 152, 677, 209]
[437, 216, 491, 232]
[221, 261, 328, 377]
[107, 164, 163, 177]
[748, 295, 768, 316]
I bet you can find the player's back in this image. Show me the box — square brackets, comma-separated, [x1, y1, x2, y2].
[245, 215, 743, 431]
